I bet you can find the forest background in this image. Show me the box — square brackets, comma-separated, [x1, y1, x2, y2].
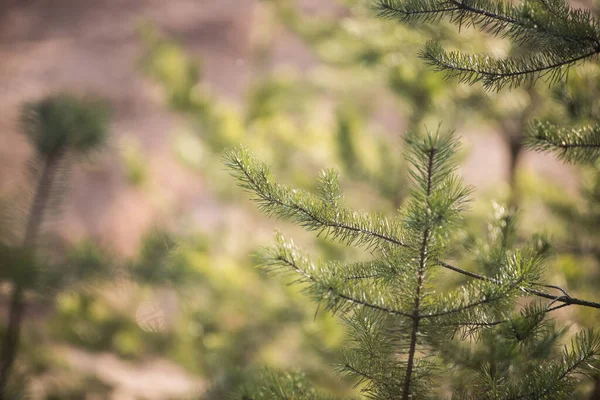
[0, 0, 599, 398]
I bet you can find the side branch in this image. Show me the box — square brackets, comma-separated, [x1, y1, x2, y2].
[422, 42, 600, 90]
[272, 255, 414, 319]
[422, 278, 523, 318]
[226, 151, 407, 249]
[439, 261, 600, 310]
[525, 121, 600, 163]
[378, 0, 600, 45]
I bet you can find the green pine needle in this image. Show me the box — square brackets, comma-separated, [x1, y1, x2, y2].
[525, 120, 600, 164]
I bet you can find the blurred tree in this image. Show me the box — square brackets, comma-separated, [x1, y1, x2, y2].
[0, 94, 111, 398]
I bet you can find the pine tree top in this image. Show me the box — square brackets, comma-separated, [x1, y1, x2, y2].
[227, 130, 600, 399]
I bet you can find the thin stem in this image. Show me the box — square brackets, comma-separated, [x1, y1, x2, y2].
[403, 147, 435, 400]
[0, 151, 62, 398]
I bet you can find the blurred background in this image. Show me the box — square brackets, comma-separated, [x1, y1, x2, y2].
[0, 0, 599, 398]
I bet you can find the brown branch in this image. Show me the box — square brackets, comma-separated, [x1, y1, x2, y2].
[439, 261, 600, 310]
[403, 147, 435, 400]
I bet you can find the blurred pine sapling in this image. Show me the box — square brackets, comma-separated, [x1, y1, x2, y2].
[0, 94, 111, 399]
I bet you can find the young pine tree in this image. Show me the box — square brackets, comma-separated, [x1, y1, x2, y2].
[222, 0, 600, 397]
[226, 129, 600, 399]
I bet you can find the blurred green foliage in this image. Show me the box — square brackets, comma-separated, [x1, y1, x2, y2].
[20, 94, 109, 158]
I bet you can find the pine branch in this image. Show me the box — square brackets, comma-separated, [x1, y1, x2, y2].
[376, 0, 600, 90]
[525, 120, 600, 164]
[396, 131, 472, 398]
[424, 278, 523, 318]
[436, 298, 563, 342]
[376, 0, 458, 23]
[421, 41, 600, 90]
[376, 0, 600, 47]
[224, 148, 407, 249]
[509, 330, 600, 399]
[240, 370, 340, 400]
[342, 357, 408, 398]
[421, 251, 546, 342]
[258, 234, 415, 319]
[439, 260, 600, 310]
[339, 311, 409, 398]
[342, 361, 379, 385]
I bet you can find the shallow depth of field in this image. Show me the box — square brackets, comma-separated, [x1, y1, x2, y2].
[0, 0, 599, 399]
